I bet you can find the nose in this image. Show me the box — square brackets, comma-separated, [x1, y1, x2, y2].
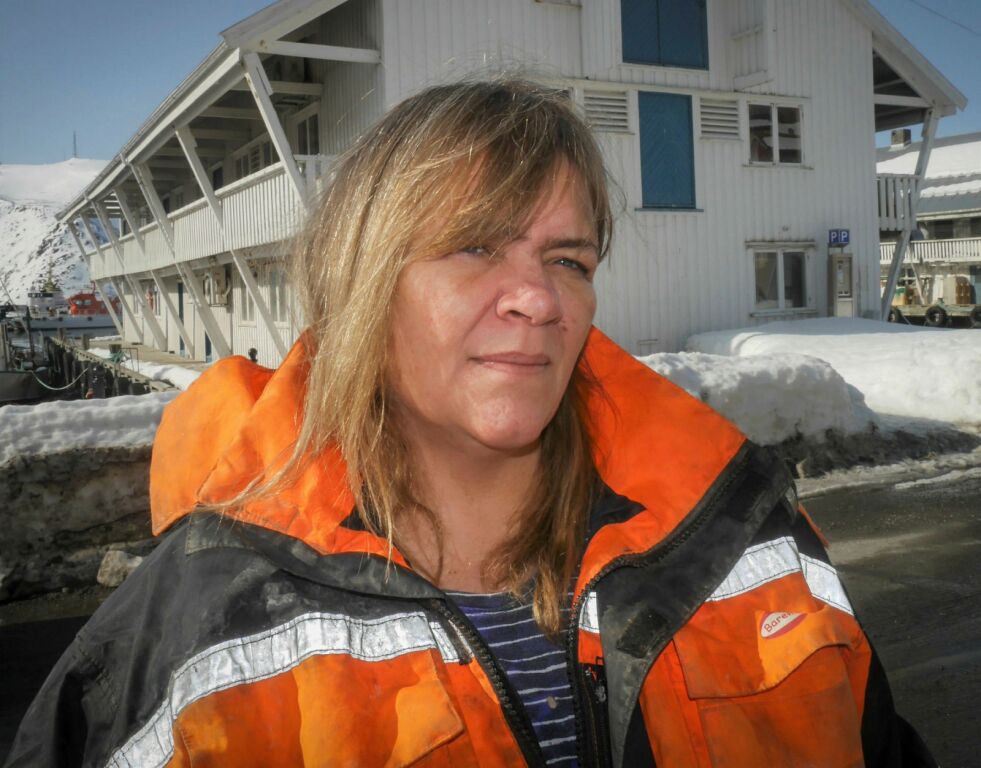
[495, 260, 562, 326]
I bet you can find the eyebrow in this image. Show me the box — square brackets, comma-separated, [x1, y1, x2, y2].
[540, 237, 599, 253]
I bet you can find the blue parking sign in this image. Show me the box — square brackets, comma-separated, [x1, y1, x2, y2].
[829, 229, 850, 245]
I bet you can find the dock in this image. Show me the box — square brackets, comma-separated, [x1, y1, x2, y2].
[44, 337, 210, 397]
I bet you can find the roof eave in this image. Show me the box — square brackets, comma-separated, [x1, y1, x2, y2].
[843, 0, 967, 114]
[58, 41, 241, 223]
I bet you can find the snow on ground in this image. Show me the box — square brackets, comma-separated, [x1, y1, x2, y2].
[797, 444, 981, 499]
[0, 159, 106, 207]
[0, 159, 105, 303]
[85, 348, 203, 391]
[684, 318, 980, 432]
[639, 351, 874, 445]
[0, 392, 178, 465]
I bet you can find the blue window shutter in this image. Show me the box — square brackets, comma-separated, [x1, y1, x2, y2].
[639, 92, 695, 209]
[621, 0, 708, 70]
[622, 0, 661, 64]
[659, 0, 708, 69]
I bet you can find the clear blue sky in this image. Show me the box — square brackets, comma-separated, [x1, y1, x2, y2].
[1, 0, 978, 164]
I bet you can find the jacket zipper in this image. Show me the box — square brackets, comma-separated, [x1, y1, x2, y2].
[566, 445, 759, 766]
[427, 599, 548, 767]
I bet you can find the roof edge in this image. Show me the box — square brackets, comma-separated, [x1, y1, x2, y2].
[58, 42, 238, 223]
[842, 0, 967, 113]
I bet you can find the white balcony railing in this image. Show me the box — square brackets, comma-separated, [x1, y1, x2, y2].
[880, 237, 981, 265]
[87, 155, 333, 281]
[877, 174, 918, 232]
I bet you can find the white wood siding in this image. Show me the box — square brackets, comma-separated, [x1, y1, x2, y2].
[85, 0, 890, 359]
[591, 0, 881, 352]
[380, 0, 583, 101]
[320, 0, 384, 154]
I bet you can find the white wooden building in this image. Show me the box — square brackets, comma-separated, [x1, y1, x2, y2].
[878, 132, 981, 306]
[59, 0, 966, 363]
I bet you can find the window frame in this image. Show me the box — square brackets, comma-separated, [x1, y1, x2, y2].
[144, 281, 163, 318]
[232, 134, 275, 181]
[266, 264, 291, 326]
[747, 102, 805, 167]
[291, 103, 321, 157]
[750, 245, 815, 315]
[240, 270, 257, 325]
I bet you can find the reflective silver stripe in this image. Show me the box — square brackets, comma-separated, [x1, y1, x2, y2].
[708, 537, 855, 616]
[801, 554, 854, 615]
[106, 611, 461, 768]
[579, 590, 599, 634]
[708, 537, 800, 601]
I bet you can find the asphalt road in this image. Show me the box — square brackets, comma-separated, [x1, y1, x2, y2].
[2, 476, 979, 765]
[804, 473, 981, 768]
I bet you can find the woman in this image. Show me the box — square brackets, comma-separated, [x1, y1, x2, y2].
[8, 79, 929, 767]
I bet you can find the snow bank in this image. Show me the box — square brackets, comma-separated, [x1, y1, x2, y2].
[687, 318, 981, 428]
[86, 348, 203, 391]
[639, 351, 873, 445]
[0, 392, 178, 465]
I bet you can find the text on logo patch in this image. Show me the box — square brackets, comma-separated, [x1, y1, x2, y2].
[760, 611, 806, 639]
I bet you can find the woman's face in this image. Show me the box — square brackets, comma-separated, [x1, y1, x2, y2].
[387, 166, 599, 457]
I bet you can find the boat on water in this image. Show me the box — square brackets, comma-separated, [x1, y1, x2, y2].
[4, 276, 119, 333]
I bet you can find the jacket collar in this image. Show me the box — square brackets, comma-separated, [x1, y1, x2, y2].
[150, 328, 747, 581]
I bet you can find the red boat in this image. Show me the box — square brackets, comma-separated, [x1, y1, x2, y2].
[67, 290, 120, 317]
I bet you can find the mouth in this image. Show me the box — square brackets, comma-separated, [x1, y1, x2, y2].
[474, 351, 550, 370]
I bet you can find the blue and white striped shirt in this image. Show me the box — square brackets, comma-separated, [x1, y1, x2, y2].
[446, 590, 578, 766]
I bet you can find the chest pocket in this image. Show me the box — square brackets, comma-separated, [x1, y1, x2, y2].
[671, 578, 867, 768]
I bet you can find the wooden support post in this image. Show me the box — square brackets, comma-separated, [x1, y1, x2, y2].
[908, 249, 928, 306]
[115, 183, 195, 355]
[882, 109, 939, 318]
[128, 159, 231, 358]
[112, 186, 144, 251]
[130, 163, 176, 252]
[79, 215, 144, 343]
[65, 222, 93, 272]
[92, 198, 168, 350]
[175, 126, 224, 225]
[176, 123, 288, 357]
[230, 251, 288, 357]
[65, 223, 124, 336]
[149, 269, 194, 356]
[241, 51, 309, 209]
[105, 274, 143, 344]
[92, 279, 125, 336]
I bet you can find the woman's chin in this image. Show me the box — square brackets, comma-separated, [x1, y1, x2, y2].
[467, 420, 549, 456]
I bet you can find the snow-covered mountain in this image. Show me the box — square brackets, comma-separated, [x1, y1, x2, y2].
[0, 158, 106, 304]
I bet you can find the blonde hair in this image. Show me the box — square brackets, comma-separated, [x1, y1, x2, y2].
[287, 78, 611, 634]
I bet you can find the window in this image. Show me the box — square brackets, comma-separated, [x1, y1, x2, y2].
[144, 282, 162, 317]
[621, 0, 708, 69]
[749, 103, 803, 165]
[926, 220, 954, 239]
[242, 274, 256, 323]
[297, 112, 320, 156]
[754, 249, 810, 311]
[638, 92, 695, 209]
[235, 138, 274, 180]
[268, 266, 290, 324]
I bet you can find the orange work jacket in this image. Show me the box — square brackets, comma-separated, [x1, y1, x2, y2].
[6, 329, 930, 767]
